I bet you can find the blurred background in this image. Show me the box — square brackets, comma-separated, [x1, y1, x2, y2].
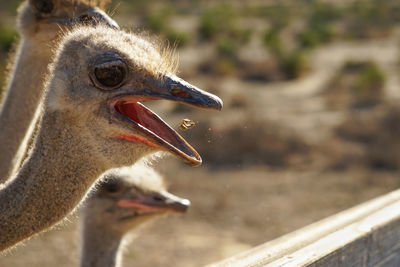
[1, 0, 400, 266]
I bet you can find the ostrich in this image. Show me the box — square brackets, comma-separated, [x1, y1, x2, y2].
[0, 25, 222, 251]
[0, 0, 119, 180]
[80, 165, 189, 267]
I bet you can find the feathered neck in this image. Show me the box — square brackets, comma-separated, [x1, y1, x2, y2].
[0, 109, 108, 251]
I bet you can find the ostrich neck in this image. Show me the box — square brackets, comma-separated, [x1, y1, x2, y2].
[0, 110, 108, 251]
[0, 38, 52, 181]
[80, 223, 124, 267]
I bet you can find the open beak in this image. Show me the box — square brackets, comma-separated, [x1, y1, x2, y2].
[112, 74, 223, 166]
[46, 8, 119, 30]
[117, 190, 190, 214]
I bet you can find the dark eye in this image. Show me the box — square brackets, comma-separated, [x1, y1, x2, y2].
[32, 0, 54, 14]
[102, 180, 122, 194]
[93, 60, 126, 89]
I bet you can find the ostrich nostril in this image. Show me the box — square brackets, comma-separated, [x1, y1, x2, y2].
[171, 87, 190, 98]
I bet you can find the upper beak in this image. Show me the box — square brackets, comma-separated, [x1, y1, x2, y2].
[142, 74, 223, 111]
[117, 190, 190, 214]
[47, 8, 120, 30]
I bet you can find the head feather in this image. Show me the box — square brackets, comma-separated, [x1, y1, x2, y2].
[63, 0, 112, 9]
[104, 163, 166, 192]
[55, 26, 179, 78]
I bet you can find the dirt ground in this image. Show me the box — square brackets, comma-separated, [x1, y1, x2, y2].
[1, 2, 400, 266]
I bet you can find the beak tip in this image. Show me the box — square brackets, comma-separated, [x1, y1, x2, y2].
[202, 93, 223, 111]
[182, 199, 191, 206]
[186, 158, 202, 167]
[214, 97, 223, 111]
[177, 199, 190, 213]
[198, 91, 223, 111]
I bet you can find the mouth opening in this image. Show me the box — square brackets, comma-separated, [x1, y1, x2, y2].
[113, 100, 201, 166]
[117, 199, 188, 215]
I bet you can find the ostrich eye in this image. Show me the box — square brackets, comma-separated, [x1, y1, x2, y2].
[32, 0, 54, 14]
[102, 180, 123, 194]
[93, 60, 126, 89]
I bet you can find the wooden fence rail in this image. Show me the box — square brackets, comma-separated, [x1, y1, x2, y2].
[208, 189, 400, 267]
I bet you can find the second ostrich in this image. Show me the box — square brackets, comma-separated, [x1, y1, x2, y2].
[0, 25, 222, 251]
[80, 165, 189, 267]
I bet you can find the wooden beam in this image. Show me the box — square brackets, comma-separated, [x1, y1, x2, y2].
[267, 200, 400, 266]
[208, 189, 400, 267]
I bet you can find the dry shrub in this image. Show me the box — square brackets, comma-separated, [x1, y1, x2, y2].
[183, 116, 310, 169]
[321, 137, 366, 171]
[198, 57, 236, 77]
[334, 105, 400, 170]
[239, 59, 283, 82]
[323, 61, 385, 109]
[229, 93, 249, 109]
[336, 111, 380, 144]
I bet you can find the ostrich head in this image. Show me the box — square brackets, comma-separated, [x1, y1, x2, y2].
[46, 26, 222, 167]
[18, 0, 118, 43]
[84, 166, 190, 233]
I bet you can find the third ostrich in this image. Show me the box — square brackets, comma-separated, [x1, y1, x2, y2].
[0, 25, 222, 251]
[81, 165, 189, 267]
[0, 0, 118, 180]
